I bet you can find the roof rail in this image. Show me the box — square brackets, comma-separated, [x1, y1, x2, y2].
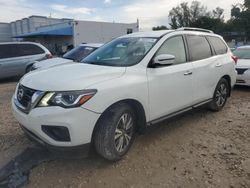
[176, 27, 214, 33]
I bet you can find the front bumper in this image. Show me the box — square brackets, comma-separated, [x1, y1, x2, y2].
[235, 69, 250, 86]
[12, 97, 101, 147]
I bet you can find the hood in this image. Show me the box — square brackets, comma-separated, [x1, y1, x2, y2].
[21, 63, 126, 91]
[33, 57, 74, 70]
[236, 59, 250, 68]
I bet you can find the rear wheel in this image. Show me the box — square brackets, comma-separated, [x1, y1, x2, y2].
[208, 78, 229, 111]
[94, 103, 136, 161]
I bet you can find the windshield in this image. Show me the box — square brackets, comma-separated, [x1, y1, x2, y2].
[82, 37, 158, 66]
[233, 48, 250, 59]
[63, 46, 97, 62]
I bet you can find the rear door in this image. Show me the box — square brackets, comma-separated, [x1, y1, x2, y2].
[0, 43, 46, 78]
[147, 35, 194, 121]
[186, 35, 223, 103]
[15, 43, 46, 72]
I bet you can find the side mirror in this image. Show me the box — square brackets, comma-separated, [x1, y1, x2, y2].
[153, 54, 175, 65]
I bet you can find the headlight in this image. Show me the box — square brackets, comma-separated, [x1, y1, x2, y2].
[37, 90, 97, 108]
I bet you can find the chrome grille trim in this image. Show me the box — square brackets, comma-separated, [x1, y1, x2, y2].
[14, 84, 45, 114]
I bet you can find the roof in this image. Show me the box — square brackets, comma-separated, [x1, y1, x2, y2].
[237, 45, 250, 49]
[80, 43, 103, 48]
[121, 30, 174, 38]
[120, 29, 220, 39]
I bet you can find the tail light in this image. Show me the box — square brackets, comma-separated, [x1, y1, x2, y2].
[231, 55, 238, 65]
[46, 53, 53, 59]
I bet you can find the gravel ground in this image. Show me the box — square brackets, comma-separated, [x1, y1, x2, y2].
[0, 80, 249, 188]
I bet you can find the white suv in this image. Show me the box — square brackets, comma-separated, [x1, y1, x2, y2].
[12, 28, 237, 161]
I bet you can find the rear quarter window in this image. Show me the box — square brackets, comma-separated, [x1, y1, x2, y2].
[0, 44, 17, 59]
[208, 36, 228, 55]
[186, 35, 212, 61]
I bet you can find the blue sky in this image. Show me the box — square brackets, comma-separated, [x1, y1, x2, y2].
[0, 0, 243, 30]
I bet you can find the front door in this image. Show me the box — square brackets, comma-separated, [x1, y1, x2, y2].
[147, 35, 194, 121]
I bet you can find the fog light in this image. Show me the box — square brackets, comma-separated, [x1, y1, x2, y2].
[42, 125, 71, 142]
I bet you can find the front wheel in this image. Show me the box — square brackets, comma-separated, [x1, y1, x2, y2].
[94, 103, 136, 161]
[208, 78, 229, 111]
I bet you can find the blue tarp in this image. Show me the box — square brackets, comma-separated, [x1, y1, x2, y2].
[14, 26, 73, 38]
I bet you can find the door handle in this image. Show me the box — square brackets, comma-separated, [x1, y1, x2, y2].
[215, 63, 222, 67]
[184, 71, 192, 76]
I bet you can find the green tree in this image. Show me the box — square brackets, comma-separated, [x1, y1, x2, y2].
[244, 0, 250, 9]
[228, 0, 250, 41]
[231, 5, 241, 18]
[212, 7, 224, 20]
[190, 16, 225, 33]
[169, 1, 209, 29]
[152, 25, 168, 31]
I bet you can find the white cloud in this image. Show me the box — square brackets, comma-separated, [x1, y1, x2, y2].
[51, 4, 95, 15]
[0, 0, 244, 30]
[119, 0, 243, 30]
[122, 0, 171, 30]
[0, 0, 39, 22]
[104, 0, 111, 4]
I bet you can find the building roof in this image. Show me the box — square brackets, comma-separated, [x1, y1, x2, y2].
[14, 26, 73, 38]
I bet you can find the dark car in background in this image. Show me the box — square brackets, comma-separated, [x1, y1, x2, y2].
[31, 43, 103, 71]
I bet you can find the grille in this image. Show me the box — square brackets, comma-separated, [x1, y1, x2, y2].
[236, 68, 248, 75]
[17, 84, 36, 109]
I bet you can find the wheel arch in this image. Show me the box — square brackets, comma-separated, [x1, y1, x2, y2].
[221, 75, 231, 97]
[91, 99, 147, 143]
[25, 63, 34, 73]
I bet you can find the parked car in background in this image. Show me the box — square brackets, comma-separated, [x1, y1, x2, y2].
[0, 42, 51, 79]
[230, 47, 236, 52]
[31, 43, 103, 71]
[12, 28, 236, 161]
[233, 45, 250, 86]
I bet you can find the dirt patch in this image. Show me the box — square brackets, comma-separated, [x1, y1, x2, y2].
[0, 82, 249, 188]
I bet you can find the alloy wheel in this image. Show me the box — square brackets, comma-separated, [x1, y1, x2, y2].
[114, 113, 134, 153]
[215, 83, 227, 107]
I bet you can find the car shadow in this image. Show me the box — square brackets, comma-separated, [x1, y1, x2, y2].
[0, 77, 21, 84]
[0, 106, 212, 187]
[233, 85, 250, 92]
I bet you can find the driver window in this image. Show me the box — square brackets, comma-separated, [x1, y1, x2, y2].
[156, 36, 187, 64]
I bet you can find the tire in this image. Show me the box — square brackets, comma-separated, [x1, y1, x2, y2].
[94, 103, 136, 161]
[208, 78, 229, 111]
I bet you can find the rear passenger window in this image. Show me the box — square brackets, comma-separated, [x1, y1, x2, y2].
[186, 35, 212, 61]
[208, 36, 228, 55]
[18, 44, 45, 56]
[0, 44, 44, 59]
[156, 36, 187, 64]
